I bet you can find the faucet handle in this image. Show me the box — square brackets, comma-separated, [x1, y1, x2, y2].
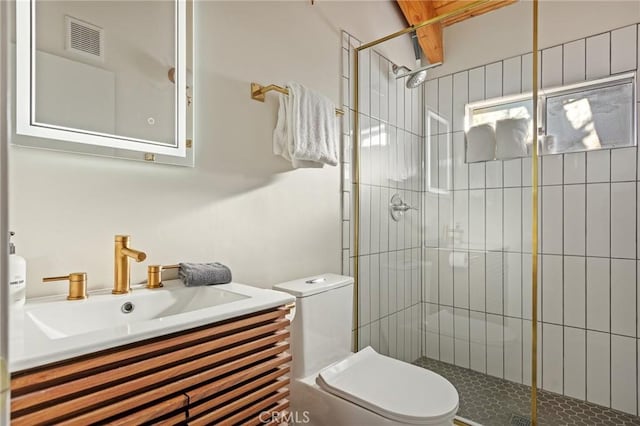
[43, 272, 88, 300]
[147, 264, 180, 289]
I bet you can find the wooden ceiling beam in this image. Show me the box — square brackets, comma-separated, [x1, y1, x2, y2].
[397, 0, 444, 64]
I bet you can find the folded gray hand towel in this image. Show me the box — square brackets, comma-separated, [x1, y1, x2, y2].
[178, 262, 232, 286]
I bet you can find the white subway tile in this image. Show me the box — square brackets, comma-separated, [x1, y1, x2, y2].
[486, 161, 503, 188]
[370, 320, 380, 353]
[503, 56, 522, 96]
[438, 134, 452, 191]
[587, 330, 611, 407]
[486, 313, 504, 378]
[469, 162, 486, 189]
[379, 57, 389, 123]
[470, 310, 487, 373]
[469, 251, 486, 312]
[522, 320, 543, 386]
[379, 316, 389, 356]
[440, 307, 454, 363]
[438, 76, 453, 134]
[542, 45, 563, 89]
[564, 184, 586, 256]
[425, 79, 438, 130]
[504, 252, 522, 318]
[563, 39, 586, 84]
[359, 184, 371, 254]
[504, 159, 522, 188]
[504, 317, 523, 383]
[439, 249, 453, 306]
[586, 32, 611, 80]
[504, 188, 522, 252]
[542, 254, 563, 324]
[611, 335, 637, 414]
[454, 253, 469, 309]
[453, 132, 468, 190]
[425, 191, 439, 248]
[486, 189, 503, 251]
[370, 186, 380, 254]
[611, 182, 636, 259]
[587, 257, 610, 332]
[359, 255, 370, 325]
[611, 147, 637, 182]
[379, 187, 389, 252]
[454, 308, 470, 368]
[586, 183, 610, 257]
[388, 313, 397, 358]
[370, 254, 380, 322]
[425, 303, 440, 359]
[468, 67, 485, 102]
[359, 324, 371, 351]
[388, 251, 397, 313]
[469, 190, 485, 251]
[522, 52, 541, 92]
[439, 192, 452, 248]
[370, 52, 380, 119]
[543, 323, 564, 393]
[486, 251, 503, 315]
[542, 154, 563, 185]
[611, 25, 638, 74]
[453, 72, 468, 133]
[358, 50, 370, 115]
[564, 152, 586, 184]
[586, 149, 610, 183]
[611, 259, 636, 337]
[542, 186, 563, 255]
[564, 256, 586, 328]
[564, 327, 586, 400]
[485, 62, 503, 99]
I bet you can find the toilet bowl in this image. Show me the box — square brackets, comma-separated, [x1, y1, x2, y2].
[274, 274, 459, 425]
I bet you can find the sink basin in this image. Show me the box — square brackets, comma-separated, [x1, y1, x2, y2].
[10, 280, 295, 372]
[26, 285, 249, 340]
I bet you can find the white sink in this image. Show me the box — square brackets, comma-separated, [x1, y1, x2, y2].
[10, 280, 295, 372]
[26, 285, 249, 340]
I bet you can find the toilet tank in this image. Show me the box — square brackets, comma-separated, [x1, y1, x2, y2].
[273, 274, 354, 379]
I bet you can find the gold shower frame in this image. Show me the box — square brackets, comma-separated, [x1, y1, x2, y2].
[351, 1, 539, 424]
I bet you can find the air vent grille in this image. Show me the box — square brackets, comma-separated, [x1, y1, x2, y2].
[66, 16, 104, 60]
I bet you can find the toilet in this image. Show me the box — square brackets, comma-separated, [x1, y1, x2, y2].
[273, 274, 459, 425]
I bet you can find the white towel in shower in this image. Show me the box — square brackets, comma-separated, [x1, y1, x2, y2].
[273, 82, 338, 168]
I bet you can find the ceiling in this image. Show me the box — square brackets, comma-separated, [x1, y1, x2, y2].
[397, 0, 518, 63]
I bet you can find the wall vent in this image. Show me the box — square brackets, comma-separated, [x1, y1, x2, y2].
[65, 16, 104, 61]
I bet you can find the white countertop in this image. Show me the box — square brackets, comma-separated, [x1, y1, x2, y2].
[9, 280, 294, 372]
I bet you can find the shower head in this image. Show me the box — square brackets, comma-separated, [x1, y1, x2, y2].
[406, 69, 428, 89]
[390, 33, 443, 89]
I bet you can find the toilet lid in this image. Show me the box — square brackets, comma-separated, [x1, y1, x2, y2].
[316, 347, 459, 425]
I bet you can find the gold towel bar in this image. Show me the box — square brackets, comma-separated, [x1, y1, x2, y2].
[251, 82, 344, 116]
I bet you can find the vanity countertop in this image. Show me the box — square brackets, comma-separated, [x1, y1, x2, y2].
[9, 280, 294, 372]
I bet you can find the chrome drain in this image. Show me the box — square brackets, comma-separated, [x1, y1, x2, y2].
[121, 301, 135, 314]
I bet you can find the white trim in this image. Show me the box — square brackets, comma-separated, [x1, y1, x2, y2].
[15, 0, 187, 158]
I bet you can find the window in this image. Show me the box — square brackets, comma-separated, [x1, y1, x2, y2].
[464, 72, 636, 162]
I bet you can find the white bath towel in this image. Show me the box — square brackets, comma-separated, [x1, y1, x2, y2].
[495, 118, 529, 159]
[273, 82, 338, 168]
[466, 124, 496, 162]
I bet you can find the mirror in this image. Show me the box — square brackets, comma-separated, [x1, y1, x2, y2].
[13, 0, 193, 166]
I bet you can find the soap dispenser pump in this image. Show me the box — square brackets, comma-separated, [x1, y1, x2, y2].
[9, 231, 26, 306]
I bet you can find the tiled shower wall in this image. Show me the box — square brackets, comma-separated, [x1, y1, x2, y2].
[340, 31, 424, 363]
[422, 23, 640, 415]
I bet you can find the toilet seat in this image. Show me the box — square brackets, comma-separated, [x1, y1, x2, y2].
[316, 347, 459, 425]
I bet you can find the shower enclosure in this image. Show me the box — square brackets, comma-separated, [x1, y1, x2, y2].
[341, 1, 640, 425]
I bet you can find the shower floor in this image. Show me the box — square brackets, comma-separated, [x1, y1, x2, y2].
[414, 357, 640, 426]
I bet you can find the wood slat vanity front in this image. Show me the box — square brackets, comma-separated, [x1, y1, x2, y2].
[10, 306, 292, 425]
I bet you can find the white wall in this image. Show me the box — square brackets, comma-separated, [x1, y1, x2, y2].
[9, 1, 412, 298]
[432, 0, 640, 78]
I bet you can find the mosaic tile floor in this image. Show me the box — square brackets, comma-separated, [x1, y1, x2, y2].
[414, 357, 640, 426]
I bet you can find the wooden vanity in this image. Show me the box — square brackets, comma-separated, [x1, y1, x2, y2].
[10, 306, 292, 425]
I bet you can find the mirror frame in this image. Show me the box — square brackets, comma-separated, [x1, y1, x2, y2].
[15, 0, 187, 158]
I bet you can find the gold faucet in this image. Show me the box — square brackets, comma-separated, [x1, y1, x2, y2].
[113, 235, 147, 294]
[43, 272, 88, 300]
